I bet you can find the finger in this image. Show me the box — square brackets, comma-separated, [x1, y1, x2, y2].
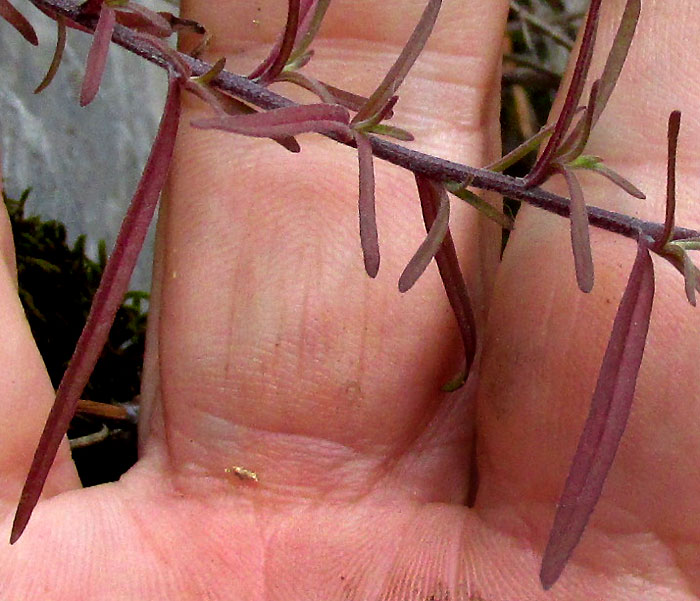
[477, 0, 700, 589]
[138, 0, 508, 502]
[0, 164, 80, 519]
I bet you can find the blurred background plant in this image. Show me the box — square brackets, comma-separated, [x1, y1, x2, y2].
[0, 0, 585, 484]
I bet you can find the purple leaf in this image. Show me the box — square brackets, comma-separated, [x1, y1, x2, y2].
[191, 103, 352, 140]
[591, 0, 641, 129]
[34, 14, 66, 94]
[524, 0, 602, 187]
[557, 165, 594, 293]
[399, 187, 449, 292]
[288, 0, 331, 64]
[80, 4, 116, 107]
[557, 80, 600, 163]
[183, 81, 300, 153]
[0, 0, 38, 45]
[11, 72, 182, 545]
[321, 83, 375, 113]
[540, 238, 655, 589]
[249, 0, 300, 83]
[655, 110, 681, 250]
[354, 131, 379, 277]
[352, 0, 442, 125]
[277, 71, 338, 104]
[113, 3, 173, 37]
[136, 32, 192, 78]
[415, 174, 477, 380]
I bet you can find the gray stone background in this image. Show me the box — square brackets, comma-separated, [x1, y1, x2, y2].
[0, 0, 170, 290]
[0, 0, 588, 291]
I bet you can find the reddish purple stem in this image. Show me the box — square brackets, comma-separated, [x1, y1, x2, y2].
[11, 72, 182, 544]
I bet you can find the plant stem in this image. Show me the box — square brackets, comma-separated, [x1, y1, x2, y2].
[25, 0, 700, 245]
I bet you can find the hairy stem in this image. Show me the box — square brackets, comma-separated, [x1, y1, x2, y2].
[23, 0, 700, 245]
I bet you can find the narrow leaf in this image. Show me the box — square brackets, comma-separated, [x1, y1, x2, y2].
[249, 0, 300, 83]
[446, 182, 514, 230]
[34, 15, 66, 94]
[591, 0, 640, 129]
[352, 0, 442, 124]
[192, 56, 226, 86]
[113, 3, 173, 37]
[415, 174, 477, 379]
[355, 131, 379, 277]
[11, 73, 182, 544]
[655, 110, 681, 250]
[183, 81, 300, 152]
[398, 187, 449, 292]
[80, 4, 116, 107]
[321, 83, 374, 113]
[558, 80, 600, 163]
[485, 123, 555, 173]
[363, 123, 415, 142]
[570, 160, 646, 200]
[557, 165, 594, 293]
[288, 0, 331, 64]
[524, 0, 602, 187]
[540, 239, 655, 589]
[277, 71, 337, 104]
[658, 244, 700, 307]
[0, 0, 38, 45]
[682, 251, 698, 307]
[191, 103, 352, 140]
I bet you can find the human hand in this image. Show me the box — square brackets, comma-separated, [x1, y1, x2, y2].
[1, 0, 698, 598]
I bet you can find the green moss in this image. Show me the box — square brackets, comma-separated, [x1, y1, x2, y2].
[4, 188, 145, 485]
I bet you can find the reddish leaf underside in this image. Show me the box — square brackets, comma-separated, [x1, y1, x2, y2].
[113, 3, 173, 37]
[191, 102, 352, 140]
[557, 79, 599, 163]
[414, 174, 477, 380]
[557, 165, 594, 293]
[354, 131, 379, 277]
[248, 0, 300, 83]
[540, 238, 655, 589]
[525, 0, 601, 187]
[590, 0, 641, 129]
[0, 0, 38, 45]
[656, 110, 681, 250]
[352, 0, 442, 126]
[11, 72, 183, 545]
[80, 4, 116, 107]
[398, 186, 449, 292]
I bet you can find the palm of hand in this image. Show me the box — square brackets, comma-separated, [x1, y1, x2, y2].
[1, 1, 699, 599]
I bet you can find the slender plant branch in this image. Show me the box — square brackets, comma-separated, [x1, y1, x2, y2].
[23, 0, 700, 246]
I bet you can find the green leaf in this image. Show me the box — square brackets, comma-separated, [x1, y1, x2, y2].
[446, 182, 514, 230]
